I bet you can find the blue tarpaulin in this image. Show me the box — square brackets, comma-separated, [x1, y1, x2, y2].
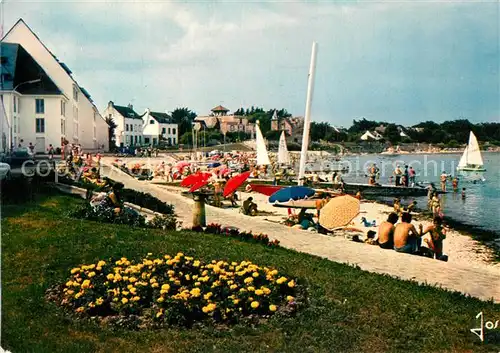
[268, 186, 315, 203]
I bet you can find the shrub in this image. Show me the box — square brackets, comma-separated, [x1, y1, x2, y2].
[191, 224, 280, 248]
[148, 215, 177, 231]
[70, 204, 147, 228]
[47, 253, 304, 329]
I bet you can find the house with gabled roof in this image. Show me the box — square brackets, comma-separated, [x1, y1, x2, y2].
[1, 19, 109, 152]
[102, 101, 144, 147]
[141, 109, 178, 146]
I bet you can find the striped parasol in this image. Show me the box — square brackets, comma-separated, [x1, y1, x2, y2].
[319, 195, 360, 230]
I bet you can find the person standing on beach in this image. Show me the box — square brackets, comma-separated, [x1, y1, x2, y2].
[452, 177, 459, 192]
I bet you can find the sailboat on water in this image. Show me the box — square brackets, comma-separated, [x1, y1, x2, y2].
[457, 131, 486, 172]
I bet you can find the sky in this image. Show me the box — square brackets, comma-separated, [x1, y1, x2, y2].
[3, 0, 499, 127]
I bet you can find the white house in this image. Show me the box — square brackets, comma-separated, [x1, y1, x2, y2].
[360, 130, 382, 141]
[141, 109, 178, 146]
[102, 101, 143, 147]
[1, 19, 109, 152]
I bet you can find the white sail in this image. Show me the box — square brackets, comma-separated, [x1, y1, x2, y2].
[457, 146, 468, 168]
[278, 131, 290, 165]
[466, 131, 483, 166]
[255, 121, 271, 166]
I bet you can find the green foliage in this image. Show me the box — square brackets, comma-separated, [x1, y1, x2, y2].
[384, 124, 402, 144]
[170, 107, 197, 137]
[3, 193, 500, 352]
[265, 130, 284, 141]
[104, 116, 117, 151]
[70, 204, 147, 227]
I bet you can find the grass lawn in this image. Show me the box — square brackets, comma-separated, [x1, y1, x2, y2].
[2, 190, 500, 353]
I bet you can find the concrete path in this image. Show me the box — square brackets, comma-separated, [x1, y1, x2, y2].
[102, 165, 500, 303]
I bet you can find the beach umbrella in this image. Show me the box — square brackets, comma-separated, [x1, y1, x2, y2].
[268, 186, 315, 203]
[176, 161, 190, 170]
[189, 180, 210, 193]
[319, 195, 360, 230]
[180, 173, 210, 187]
[223, 171, 251, 197]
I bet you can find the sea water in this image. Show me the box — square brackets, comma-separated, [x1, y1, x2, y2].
[335, 152, 500, 235]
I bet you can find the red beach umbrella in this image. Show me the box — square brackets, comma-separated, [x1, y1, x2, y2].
[181, 173, 211, 187]
[189, 180, 210, 193]
[223, 171, 251, 197]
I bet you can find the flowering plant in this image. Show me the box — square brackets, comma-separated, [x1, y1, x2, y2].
[189, 224, 280, 247]
[47, 253, 303, 329]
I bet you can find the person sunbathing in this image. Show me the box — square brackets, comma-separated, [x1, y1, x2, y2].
[377, 212, 399, 249]
[393, 212, 423, 254]
[242, 197, 258, 216]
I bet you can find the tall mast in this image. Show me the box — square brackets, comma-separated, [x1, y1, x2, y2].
[298, 42, 318, 185]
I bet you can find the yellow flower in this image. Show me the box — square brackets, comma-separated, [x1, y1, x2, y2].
[276, 276, 287, 285]
[114, 273, 122, 281]
[262, 287, 271, 295]
[254, 289, 264, 296]
[252, 272, 259, 278]
[65, 280, 74, 287]
[97, 260, 106, 267]
[230, 284, 238, 290]
[194, 282, 201, 287]
[129, 277, 137, 283]
[286, 296, 295, 302]
[174, 280, 181, 286]
[121, 298, 129, 304]
[130, 287, 137, 294]
[244, 277, 253, 284]
[203, 292, 213, 300]
[190, 288, 201, 297]
[96, 298, 104, 305]
[193, 260, 201, 267]
[106, 274, 114, 281]
[70, 268, 80, 274]
[96, 266, 102, 271]
[247, 286, 255, 292]
[251, 301, 259, 309]
[76, 306, 85, 313]
[66, 290, 74, 295]
[239, 288, 247, 293]
[88, 271, 96, 278]
[132, 296, 140, 302]
[202, 303, 216, 313]
[147, 252, 153, 256]
[233, 299, 240, 305]
[151, 283, 159, 288]
[288, 280, 295, 288]
[157, 297, 165, 303]
[156, 310, 163, 318]
[88, 264, 96, 269]
[269, 304, 277, 312]
[75, 292, 83, 299]
[81, 280, 91, 289]
[177, 252, 184, 257]
[122, 291, 129, 296]
[123, 276, 129, 281]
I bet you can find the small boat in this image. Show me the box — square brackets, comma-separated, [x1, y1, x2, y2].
[457, 131, 486, 172]
[277, 131, 291, 166]
[249, 184, 284, 196]
[255, 121, 271, 166]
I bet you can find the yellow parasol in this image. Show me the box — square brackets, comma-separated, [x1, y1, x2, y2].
[319, 195, 360, 230]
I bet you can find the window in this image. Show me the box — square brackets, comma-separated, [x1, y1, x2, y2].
[61, 100, 66, 116]
[126, 124, 129, 131]
[35, 99, 45, 114]
[134, 136, 138, 144]
[36, 118, 45, 133]
[173, 128, 176, 135]
[150, 120, 154, 124]
[61, 119, 65, 134]
[13, 96, 16, 113]
[162, 128, 166, 134]
[73, 85, 78, 101]
[173, 137, 176, 145]
[13, 116, 16, 134]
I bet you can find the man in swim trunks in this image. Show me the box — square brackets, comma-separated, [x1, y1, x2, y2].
[377, 212, 399, 249]
[393, 212, 422, 254]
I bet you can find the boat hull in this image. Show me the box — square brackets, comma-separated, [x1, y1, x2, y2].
[457, 167, 486, 172]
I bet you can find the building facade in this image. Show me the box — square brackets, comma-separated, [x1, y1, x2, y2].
[141, 109, 178, 146]
[195, 105, 256, 138]
[102, 101, 144, 147]
[1, 19, 109, 152]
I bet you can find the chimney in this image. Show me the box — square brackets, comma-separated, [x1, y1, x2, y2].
[108, 101, 114, 108]
[128, 103, 133, 110]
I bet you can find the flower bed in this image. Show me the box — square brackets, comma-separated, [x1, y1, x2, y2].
[47, 253, 304, 329]
[58, 176, 175, 215]
[194, 223, 280, 248]
[69, 204, 177, 230]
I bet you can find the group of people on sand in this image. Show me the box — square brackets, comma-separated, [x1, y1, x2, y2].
[374, 211, 448, 261]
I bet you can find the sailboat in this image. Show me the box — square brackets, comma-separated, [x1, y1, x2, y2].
[457, 131, 486, 172]
[255, 121, 271, 166]
[277, 131, 290, 166]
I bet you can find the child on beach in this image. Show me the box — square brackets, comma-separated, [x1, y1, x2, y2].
[431, 193, 442, 218]
[393, 198, 401, 215]
[407, 201, 417, 213]
[421, 216, 448, 261]
[461, 188, 466, 199]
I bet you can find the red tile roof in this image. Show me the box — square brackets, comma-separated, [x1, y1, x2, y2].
[211, 105, 229, 112]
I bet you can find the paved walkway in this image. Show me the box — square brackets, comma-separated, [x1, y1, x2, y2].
[103, 165, 500, 303]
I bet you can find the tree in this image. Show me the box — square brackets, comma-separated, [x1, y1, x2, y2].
[384, 124, 401, 145]
[170, 108, 197, 136]
[104, 116, 117, 150]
